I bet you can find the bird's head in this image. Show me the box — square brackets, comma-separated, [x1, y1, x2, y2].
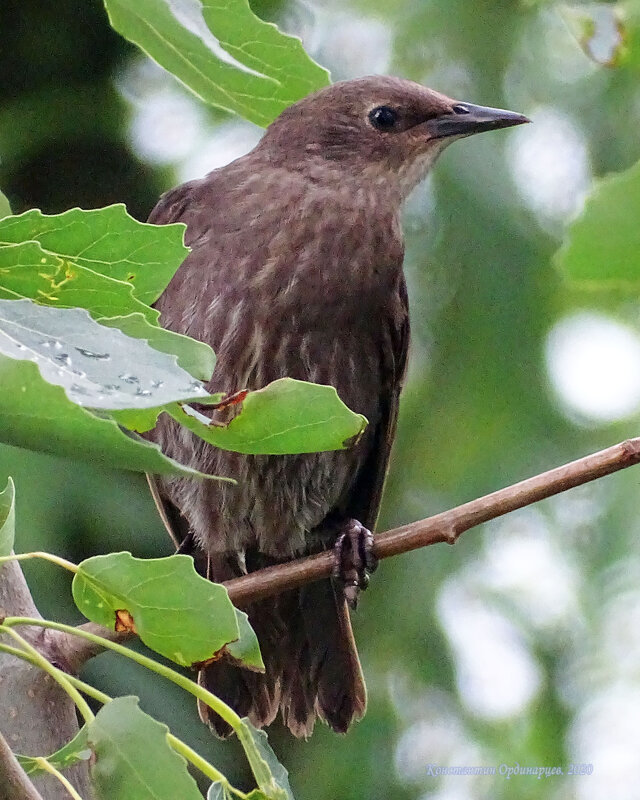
[260, 76, 529, 196]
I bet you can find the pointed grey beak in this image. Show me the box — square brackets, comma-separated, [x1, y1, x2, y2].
[428, 102, 530, 139]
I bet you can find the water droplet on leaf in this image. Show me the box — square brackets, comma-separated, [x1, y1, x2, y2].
[75, 347, 110, 361]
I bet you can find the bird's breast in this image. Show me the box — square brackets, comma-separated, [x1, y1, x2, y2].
[154, 171, 404, 559]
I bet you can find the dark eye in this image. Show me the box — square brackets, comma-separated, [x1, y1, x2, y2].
[452, 104, 470, 114]
[369, 106, 399, 131]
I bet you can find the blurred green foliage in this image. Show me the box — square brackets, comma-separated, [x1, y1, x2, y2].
[2, 0, 640, 798]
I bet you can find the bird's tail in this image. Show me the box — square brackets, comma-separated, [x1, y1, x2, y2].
[198, 578, 367, 738]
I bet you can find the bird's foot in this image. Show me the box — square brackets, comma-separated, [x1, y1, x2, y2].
[332, 519, 378, 609]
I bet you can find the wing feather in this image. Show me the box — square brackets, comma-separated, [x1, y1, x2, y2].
[346, 275, 410, 531]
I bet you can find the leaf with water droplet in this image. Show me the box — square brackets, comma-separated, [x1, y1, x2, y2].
[99, 313, 215, 381]
[0, 237, 215, 382]
[0, 299, 213, 411]
[0, 355, 219, 476]
[76, 347, 110, 360]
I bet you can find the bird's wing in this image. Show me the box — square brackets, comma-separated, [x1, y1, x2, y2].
[146, 474, 187, 547]
[147, 182, 194, 226]
[146, 183, 207, 560]
[346, 274, 410, 532]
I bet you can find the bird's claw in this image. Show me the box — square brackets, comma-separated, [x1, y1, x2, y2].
[332, 519, 377, 608]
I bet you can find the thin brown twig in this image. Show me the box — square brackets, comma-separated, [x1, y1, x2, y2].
[224, 437, 640, 606]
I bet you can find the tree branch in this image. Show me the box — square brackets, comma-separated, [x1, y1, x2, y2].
[0, 730, 43, 800]
[0, 559, 94, 799]
[223, 437, 640, 606]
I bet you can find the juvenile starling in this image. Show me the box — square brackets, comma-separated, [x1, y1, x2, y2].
[147, 76, 528, 737]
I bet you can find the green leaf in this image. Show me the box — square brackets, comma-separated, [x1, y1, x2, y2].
[109, 404, 174, 435]
[87, 696, 203, 800]
[0, 477, 15, 556]
[557, 157, 640, 286]
[16, 727, 91, 776]
[208, 784, 269, 800]
[0, 190, 11, 219]
[109, 395, 226, 436]
[0, 205, 188, 305]
[103, 0, 330, 127]
[620, 0, 640, 70]
[237, 719, 294, 800]
[72, 552, 239, 667]
[168, 378, 368, 455]
[0, 356, 209, 476]
[0, 241, 157, 322]
[207, 784, 233, 800]
[560, 3, 625, 66]
[225, 609, 264, 672]
[0, 299, 210, 410]
[100, 313, 215, 381]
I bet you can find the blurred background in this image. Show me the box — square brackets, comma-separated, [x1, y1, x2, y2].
[2, 0, 640, 798]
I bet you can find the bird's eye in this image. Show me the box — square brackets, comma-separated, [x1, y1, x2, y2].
[452, 104, 470, 115]
[369, 106, 399, 131]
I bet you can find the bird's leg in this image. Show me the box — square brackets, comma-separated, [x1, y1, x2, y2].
[332, 519, 378, 608]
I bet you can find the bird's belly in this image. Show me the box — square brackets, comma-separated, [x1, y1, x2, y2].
[162, 325, 380, 560]
[168, 427, 361, 560]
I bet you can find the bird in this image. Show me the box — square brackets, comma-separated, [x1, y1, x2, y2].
[146, 75, 528, 738]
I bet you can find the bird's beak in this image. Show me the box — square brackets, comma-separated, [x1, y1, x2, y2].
[428, 103, 530, 139]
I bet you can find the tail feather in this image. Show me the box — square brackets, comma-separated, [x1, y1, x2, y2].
[199, 580, 366, 738]
[313, 591, 367, 733]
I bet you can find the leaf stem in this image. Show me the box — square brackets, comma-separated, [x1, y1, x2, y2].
[0, 617, 94, 723]
[2, 618, 245, 731]
[0, 551, 78, 572]
[166, 735, 242, 796]
[0, 627, 94, 724]
[31, 758, 84, 800]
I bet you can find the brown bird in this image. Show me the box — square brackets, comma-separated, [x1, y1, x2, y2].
[146, 76, 528, 737]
